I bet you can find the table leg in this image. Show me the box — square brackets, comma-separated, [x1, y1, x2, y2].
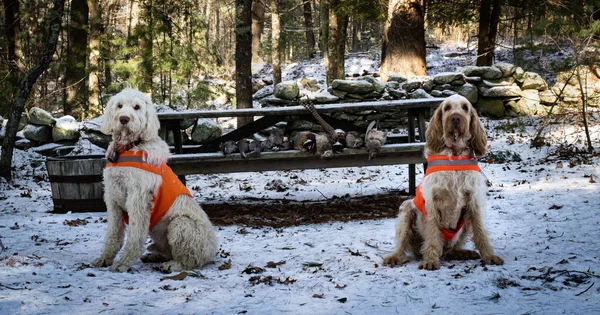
[416, 108, 428, 175]
[407, 110, 416, 195]
[168, 120, 187, 185]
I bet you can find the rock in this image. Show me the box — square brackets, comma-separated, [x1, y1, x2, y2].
[18, 113, 28, 131]
[430, 90, 443, 97]
[451, 79, 467, 86]
[464, 76, 482, 84]
[539, 90, 558, 105]
[52, 115, 80, 142]
[513, 67, 525, 81]
[86, 131, 111, 149]
[476, 98, 505, 118]
[261, 97, 296, 106]
[300, 77, 320, 92]
[442, 90, 457, 96]
[328, 88, 347, 99]
[455, 83, 478, 104]
[253, 85, 274, 100]
[179, 118, 196, 130]
[331, 79, 375, 94]
[346, 93, 365, 99]
[31, 143, 72, 157]
[408, 88, 433, 99]
[286, 120, 324, 133]
[14, 138, 35, 150]
[517, 89, 544, 116]
[433, 84, 452, 91]
[520, 72, 547, 90]
[389, 89, 408, 99]
[190, 118, 222, 143]
[413, 76, 434, 91]
[28, 107, 56, 126]
[402, 80, 422, 92]
[495, 62, 516, 77]
[480, 77, 516, 87]
[552, 84, 580, 99]
[484, 150, 522, 163]
[478, 85, 522, 98]
[388, 74, 408, 83]
[505, 100, 519, 117]
[481, 66, 503, 79]
[462, 66, 484, 77]
[385, 81, 400, 90]
[433, 72, 465, 85]
[273, 81, 300, 100]
[22, 124, 52, 143]
[314, 91, 339, 103]
[362, 75, 386, 93]
[262, 76, 273, 85]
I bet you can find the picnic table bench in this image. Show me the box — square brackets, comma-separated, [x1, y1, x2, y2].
[158, 98, 444, 195]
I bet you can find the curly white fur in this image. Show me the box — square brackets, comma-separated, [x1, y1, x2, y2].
[384, 95, 503, 270]
[93, 88, 218, 273]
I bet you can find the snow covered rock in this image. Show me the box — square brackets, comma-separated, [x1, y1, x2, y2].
[274, 81, 300, 100]
[28, 107, 56, 126]
[22, 124, 52, 143]
[331, 79, 375, 94]
[478, 86, 522, 98]
[494, 62, 517, 77]
[191, 118, 222, 143]
[433, 72, 465, 85]
[52, 116, 80, 142]
[476, 98, 505, 118]
[520, 72, 548, 90]
[454, 83, 478, 104]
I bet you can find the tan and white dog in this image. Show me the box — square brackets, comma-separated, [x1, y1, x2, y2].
[92, 88, 217, 273]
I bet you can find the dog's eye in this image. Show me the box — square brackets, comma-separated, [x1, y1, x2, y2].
[444, 105, 451, 111]
[117, 103, 123, 109]
[462, 104, 468, 111]
[134, 104, 140, 110]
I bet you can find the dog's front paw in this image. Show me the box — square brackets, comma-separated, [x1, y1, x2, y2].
[141, 252, 170, 263]
[481, 255, 504, 266]
[383, 254, 410, 267]
[418, 260, 440, 270]
[109, 261, 133, 272]
[92, 257, 114, 267]
[159, 260, 183, 273]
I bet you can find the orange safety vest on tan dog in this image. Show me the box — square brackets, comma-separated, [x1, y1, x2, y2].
[105, 150, 191, 229]
[413, 155, 481, 241]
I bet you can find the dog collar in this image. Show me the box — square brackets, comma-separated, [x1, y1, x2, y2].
[108, 139, 143, 162]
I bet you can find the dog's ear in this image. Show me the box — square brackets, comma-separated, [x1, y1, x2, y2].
[140, 95, 160, 141]
[469, 106, 488, 156]
[425, 104, 445, 153]
[100, 95, 117, 135]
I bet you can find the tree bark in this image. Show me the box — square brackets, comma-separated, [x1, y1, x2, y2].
[303, 0, 316, 58]
[64, 0, 89, 119]
[320, 0, 329, 75]
[138, 0, 153, 94]
[380, 0, 426, 81]
[476, 0, 501, 66]
[236, 0, 253, 127]
[251, 0, 265, 66]
[1, 0, 23, 115]
[271, 0, 282, 86]
[0, 0, 65, 180]
[87, 0, 101, 118]
[326, 0, 348, 85]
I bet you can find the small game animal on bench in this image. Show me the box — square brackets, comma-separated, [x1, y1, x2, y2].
[383, 95, 503, 270]
[93, 88, 218, 273]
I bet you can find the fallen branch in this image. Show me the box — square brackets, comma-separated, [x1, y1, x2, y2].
[575, 282, 594, 296]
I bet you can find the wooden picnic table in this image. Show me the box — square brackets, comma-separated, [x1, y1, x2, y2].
[157, 98, 444, 194]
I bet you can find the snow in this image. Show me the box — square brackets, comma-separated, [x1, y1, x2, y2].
[2, 49, 600, 314]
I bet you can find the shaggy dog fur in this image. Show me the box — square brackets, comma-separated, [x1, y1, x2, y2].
[383, 95, 504, 270]
[92, 88, 218, 273]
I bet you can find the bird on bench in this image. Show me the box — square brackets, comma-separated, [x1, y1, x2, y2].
[299, 98, 345, 155]
[365, 120, 387, 160]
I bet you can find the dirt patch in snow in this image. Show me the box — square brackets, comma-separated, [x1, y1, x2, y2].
[203, 192, 408, 227]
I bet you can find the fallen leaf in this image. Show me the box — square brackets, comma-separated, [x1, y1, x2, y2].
[338, 297, 347, 303]
[335, 284, 347, 289]
[242, 265, 265, 274]
[313, 293, 325, 299]
[160, 271, 188, 281]
[265, 260, 286, 268]
[548, 204, 563, 210]
[303, 262, 323, 267]
[218, 259, 232, 271]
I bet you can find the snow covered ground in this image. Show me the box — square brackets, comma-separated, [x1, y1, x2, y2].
[1, 111, 600, 314]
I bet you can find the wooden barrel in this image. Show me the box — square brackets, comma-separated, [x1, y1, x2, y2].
[46, 155, 107, 213]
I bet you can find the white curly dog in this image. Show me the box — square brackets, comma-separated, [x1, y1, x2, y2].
[92, 88, 218, 273]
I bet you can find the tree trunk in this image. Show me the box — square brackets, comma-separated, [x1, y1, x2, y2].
[205, 0, 215, 51]
[320, 0, 329, 72]
[326, 0, 348, 85]
[351, 18, 361, 52]
[380, 0, 426, 81]
[87, 0, 101, 117]
[251, 0, 265, 66]
[476, 0, 501, 66]
[64, 0, 89, 119]
[0, 0, 65, 180]
[138, 0, 153, 94]
[1, 0, 23, 115]
[271, 0, 282, 86]
[303, 0, 316, 58]
[236, 0, 253, 127]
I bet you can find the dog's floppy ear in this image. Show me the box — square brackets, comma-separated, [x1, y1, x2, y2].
[100, 95, 117, 135]
[425, 104, 445, 153]
[469, 107, 488, 156]
[139, 95, 160, 141]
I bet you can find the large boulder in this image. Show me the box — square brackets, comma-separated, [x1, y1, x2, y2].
[331, 79, 375, 94]
[480, 77, 516, 87]
[253, 85, 274, 100]
[31, 143, 74, 157]
[387, 74, 408, 83]
[494, 62, 517, 77]
[362, 75, 386, 93]
[408, 88, 433, 99]
[28, 107, 56, 126]
[401, 80, 422, 92]
[52, 115, 80, 142]
[300, 77, 320, 92]
[22, 124, 52, 143]
[190, 118, 222, 143]
[274, 81, 300, 100]
[476, 98, 505, 118]
[517, 89, 544, 116]
[539, 90, 558, 105]
[520, 72, 547, 90]
[478, 86, 522, 98]
[313, 90, 339, 103]
[480, 66, 503, 79]
[462, 66, 485, 77]
[433, 72, 465, 85]
[86, 131, 111, 149]
[454, 83, 478, 104]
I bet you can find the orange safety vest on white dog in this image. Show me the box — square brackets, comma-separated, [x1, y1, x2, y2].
[105, 150, 191, 229]
[413, 155, 481, 241]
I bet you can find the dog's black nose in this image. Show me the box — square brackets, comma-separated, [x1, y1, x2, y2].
[119, 116, 130, 125]
[451, 115, 461, 125]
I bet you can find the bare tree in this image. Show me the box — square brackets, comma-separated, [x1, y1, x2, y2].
[87, 0, 101, 116]
[64, 0, 88, 119]
[0, 0, 65, 180]
[326, 0, 348, 85]
[476, 0, 501, 66]
[380, 0, 426, 81]
[303, 0, 316, 58]
[236, 0, 253, 127]
[272, 0, 282, 86]
[251, 0, 266, 66]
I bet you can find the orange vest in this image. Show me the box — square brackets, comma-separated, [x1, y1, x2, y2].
[413, 155, 481, 241]
[105, 150, 191, 229]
